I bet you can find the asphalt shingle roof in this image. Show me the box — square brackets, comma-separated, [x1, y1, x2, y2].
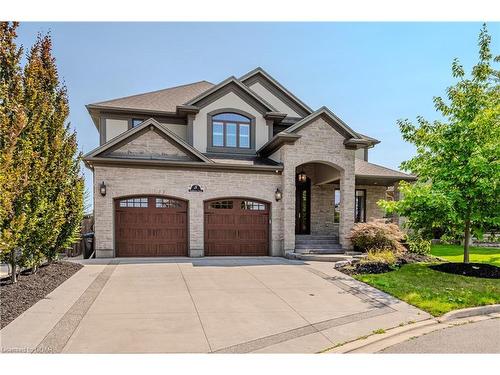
[355, 159, 415, 180]
[89, 81, 215, 113]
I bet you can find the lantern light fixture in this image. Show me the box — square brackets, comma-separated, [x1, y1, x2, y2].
[275, 188, 283, 202]
[297, 171, 307, 183]
[99, 181, 107, 196]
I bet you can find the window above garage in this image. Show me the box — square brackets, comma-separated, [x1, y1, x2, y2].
[207, 111, 256, 154]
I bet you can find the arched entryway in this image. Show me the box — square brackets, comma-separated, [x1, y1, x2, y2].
[204, 197, 270, 256]
[114, 195, 188, 257]
[295, 161, 343, 239]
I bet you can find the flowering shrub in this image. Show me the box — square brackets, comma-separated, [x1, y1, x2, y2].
[348, 219, 405, 253]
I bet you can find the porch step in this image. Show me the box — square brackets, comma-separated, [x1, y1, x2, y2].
[295, 235, 339, 241]
[295, 243, 342, 250]
[295, 248, 345, 254]
[287, 253, 354, 262]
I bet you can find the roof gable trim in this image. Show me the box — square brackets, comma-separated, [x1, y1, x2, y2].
[83, 118, 213, 163]
[240, 67, 313, 117]
[184, 77, 278, 115]
[284, 106, 360, 139]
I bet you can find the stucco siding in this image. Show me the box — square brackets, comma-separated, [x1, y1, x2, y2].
[192, 91, 269, 152]
[248, 82, 301, 117]
[105, 119, 128, 142]
[161, 123, 187, 141]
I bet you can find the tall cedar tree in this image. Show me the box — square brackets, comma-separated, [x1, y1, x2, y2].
[0, 22, 31, 282]
[379, 24, 500, 262]
[0, 22, 84, 280]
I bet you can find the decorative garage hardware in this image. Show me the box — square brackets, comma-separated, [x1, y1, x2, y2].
[297, 171, 307, 183]
[99, 181, 107, 196]
[188, 184, 204, 192]
[275, 188, 282, 202]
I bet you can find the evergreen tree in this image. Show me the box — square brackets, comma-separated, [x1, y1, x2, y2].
[0, 22, 84, 281]
[0, 22, 31, 282]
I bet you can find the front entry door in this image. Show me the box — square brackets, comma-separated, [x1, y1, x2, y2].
[295, 177, 311, 234]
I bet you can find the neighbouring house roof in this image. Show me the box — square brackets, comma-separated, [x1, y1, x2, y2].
[87, 81, 215, 114]
[355, 159, 416, 184]
[83, 118, 213, 163]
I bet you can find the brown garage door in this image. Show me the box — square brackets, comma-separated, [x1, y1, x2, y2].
[204, 198, 269, 256]
[115, 196, 187, 257]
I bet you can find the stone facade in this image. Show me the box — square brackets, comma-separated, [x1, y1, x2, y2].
[356, 184, 388, 222]
[278, 117, 356, 250]
[106, 128, 193, 160]
[93, 122, 392, 258]
[310, 184, 337, 235]
[93, 165, 283, 258]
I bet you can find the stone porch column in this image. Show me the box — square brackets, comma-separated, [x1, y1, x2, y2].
[339, 169, 355, 249]
[283, 163, 296, 253]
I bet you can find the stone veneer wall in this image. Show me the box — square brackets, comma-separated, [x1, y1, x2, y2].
[93, 165, 283, 258]
[355, 184, 388, 221]
[310, 184, 337, 235]
[278, 117, 356, 250]
[309, 183, 387, 235]
[107, 128, 192, 160]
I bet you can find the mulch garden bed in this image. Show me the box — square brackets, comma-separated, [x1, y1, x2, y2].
[338, 252, 438, 276]
[429, 262, 500, 279]
[0, 261, 83, 329]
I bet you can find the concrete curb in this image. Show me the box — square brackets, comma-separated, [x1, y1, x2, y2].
[323, 305, 500, 354]
[437, 304, 500, 322]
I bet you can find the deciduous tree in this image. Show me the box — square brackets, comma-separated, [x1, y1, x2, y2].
[380, 24, 500, 263]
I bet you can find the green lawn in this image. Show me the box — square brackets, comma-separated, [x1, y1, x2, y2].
[354, 263, 500, 316]
[431, 244, 500, 266]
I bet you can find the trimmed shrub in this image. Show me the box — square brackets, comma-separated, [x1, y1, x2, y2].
[348, 219, 405, 253]
[407, 234, 431, 255]
[364, 249, 397, 265]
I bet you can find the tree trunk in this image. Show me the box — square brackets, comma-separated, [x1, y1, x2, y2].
[464, 219, 471, 263]
[10, 251, 17, 284]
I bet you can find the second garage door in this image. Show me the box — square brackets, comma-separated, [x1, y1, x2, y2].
[204, 198, 270, 256]
[115, 196, 187, 257]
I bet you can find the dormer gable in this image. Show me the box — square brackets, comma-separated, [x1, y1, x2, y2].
[240, 67, 313, 118]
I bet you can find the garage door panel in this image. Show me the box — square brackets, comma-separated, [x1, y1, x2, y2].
[204, 198, 269, 256]
[115, 196, 187, 257]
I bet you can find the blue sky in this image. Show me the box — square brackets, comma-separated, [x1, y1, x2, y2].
[14, 22, 500, 209]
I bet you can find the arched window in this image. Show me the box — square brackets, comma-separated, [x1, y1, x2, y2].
[210, 112, 252, 150]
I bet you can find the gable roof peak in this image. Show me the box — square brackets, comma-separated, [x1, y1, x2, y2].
[239, 67, 313, 116]
[83, 117, 213, 163]
[284, 106, 359, 139]
[183, 74, 278, 113]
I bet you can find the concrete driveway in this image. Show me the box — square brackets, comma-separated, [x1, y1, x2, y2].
[0, 257, 429, 353]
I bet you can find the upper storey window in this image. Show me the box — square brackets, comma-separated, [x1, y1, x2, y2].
[211, 112, 251, 150]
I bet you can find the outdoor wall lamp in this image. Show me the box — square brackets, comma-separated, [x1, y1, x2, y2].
[275, 188, 283, 202]
[297, 171, 307, 183]
[99, 181, 107, 196]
